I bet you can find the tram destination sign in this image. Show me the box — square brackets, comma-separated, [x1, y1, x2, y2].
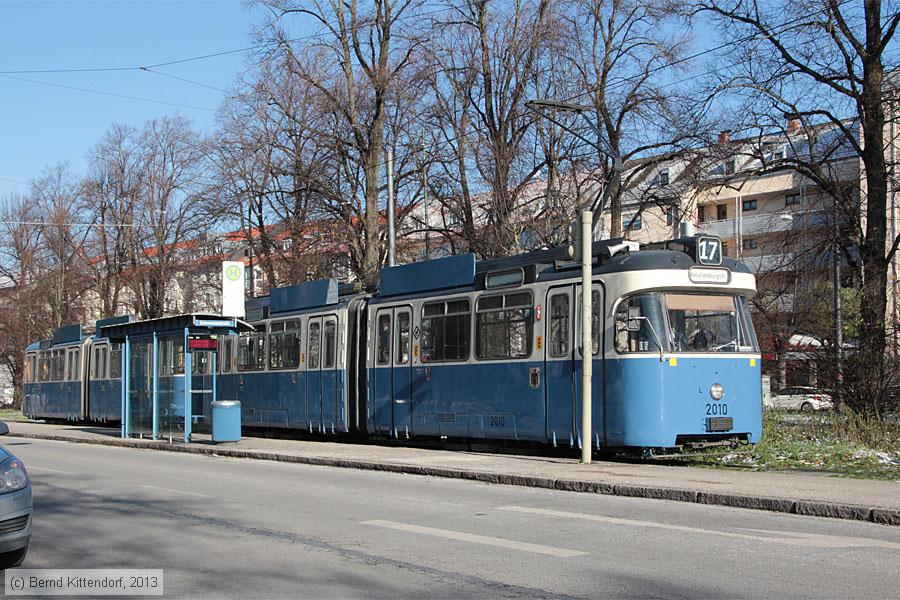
[688, 267, 731, 285]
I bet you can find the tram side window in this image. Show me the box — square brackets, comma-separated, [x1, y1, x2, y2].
[476, 292, 533, 360]
[323, 319, 337, 369]
[615, 293, 666, 353]
[66, 351, 74, 381]
[51, 350, 65, 381]
[218, 337, 234, 373]
[26, 355, 35, 383]
[109, 345, 122, 379]
[592, 290, 601, 355]
[421, 299, 470, 362]
[100, 346, 108, 379]
[269, 320, 301, 370]
[159, 336, 185, 376]
[70, 349, 80, 380]
[396, 312, 410, 364]
[238, 331, 266, 371]
[549, 294, 569, 358]
[308, 322, 321, 369]
[39, 352, 49, 382]
[93, 347, 103, 379]
[376, 314, 391, 365]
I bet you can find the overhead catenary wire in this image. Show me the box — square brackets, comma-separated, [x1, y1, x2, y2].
[0, 73, 217, 112]
[0, 221, 133, 228]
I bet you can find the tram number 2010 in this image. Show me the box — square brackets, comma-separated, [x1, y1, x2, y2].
[705, 403, 728, 416]
[489, 415, 507, 427]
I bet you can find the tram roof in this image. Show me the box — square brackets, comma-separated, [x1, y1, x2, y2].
[372, 236, 751, 299]
[100, 313, 254, 342]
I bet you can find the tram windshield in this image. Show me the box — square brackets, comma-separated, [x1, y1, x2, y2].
[615, 292, 758, 353]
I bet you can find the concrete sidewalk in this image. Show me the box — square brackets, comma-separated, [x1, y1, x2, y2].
[7, 421, 900, 526]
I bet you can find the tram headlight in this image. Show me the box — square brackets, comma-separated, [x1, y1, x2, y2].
[709, 383, 725, 400]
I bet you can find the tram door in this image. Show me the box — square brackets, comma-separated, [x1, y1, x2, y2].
[307, 317, 324, 431]
[372, 307, 413, 437]
[545, 286, 576, 445]
[574, 284, 604, 449]
[320, 316, 339, 432]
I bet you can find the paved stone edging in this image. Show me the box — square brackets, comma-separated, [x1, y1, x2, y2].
[11, 431, 900, 526]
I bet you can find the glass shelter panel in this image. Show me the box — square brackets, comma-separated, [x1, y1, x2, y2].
[129, 339, 154, 438]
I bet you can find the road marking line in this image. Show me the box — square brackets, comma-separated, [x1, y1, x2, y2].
[28, 465, 76, 475]
[360, 519, 587, 557]
[500, 506, 900, 550]
[139, 485, 211, 498]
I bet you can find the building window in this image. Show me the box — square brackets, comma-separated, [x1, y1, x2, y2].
[659, 169, 669, 187]
[476, 292, 534, 360]
[724, 159, 736, 175]
[742, 238, 758, 250]
[698, 205, 706, 223]
[785, 193, 802, 207]
[421, 299, 470, 362]
[666, 206, 676, 226]
[623, 213, 642, 231]
[742, 199, 757, 212]
[282, 238, 293, 251]
[717, 204, 728, 220]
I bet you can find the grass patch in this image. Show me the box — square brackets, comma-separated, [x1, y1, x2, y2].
[696, 408, 900, 480]
[0, 409, 28, 423]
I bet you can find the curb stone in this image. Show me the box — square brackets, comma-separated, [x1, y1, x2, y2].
[10, 431, 899, 527]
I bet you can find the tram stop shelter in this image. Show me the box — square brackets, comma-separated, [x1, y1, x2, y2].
[100, 314, 253, 443]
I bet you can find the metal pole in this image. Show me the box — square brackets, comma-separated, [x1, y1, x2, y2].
[421, 135, 430, 260]
[581, 209, 592, 464]
[152, 332, 159, 440]
[387, 149, 396, 267]
[834, 198, 843, 390]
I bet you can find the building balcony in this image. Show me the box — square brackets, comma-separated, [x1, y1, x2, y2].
[697, 209, 831, 239]
[741, 252, 798, 273]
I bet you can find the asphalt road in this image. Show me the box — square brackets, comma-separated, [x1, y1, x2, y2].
[4, 437, 900, 599]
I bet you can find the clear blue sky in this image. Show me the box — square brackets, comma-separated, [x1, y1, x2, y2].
[0, 0, 271, 196]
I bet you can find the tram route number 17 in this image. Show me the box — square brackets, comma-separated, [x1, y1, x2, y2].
[696, 236, 722, 265]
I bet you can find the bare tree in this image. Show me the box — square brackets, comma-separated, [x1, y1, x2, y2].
[693, 0, 900, 412]
[126, 116, 206, 319]
[83, 124, 142, 318]
[257, 0, 425, 284]
[30, 163, 92, 328]
[0, 195, 52, 406]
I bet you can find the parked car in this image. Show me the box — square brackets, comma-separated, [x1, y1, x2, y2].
[0, 422, 31, 568]
[765, 387, 834, 411]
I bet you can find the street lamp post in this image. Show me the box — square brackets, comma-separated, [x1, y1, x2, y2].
[526, 99, 622, 465]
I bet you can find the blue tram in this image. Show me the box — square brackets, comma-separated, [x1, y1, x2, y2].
[23, 319, 126, 423]
[22, 234, 762, 451]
